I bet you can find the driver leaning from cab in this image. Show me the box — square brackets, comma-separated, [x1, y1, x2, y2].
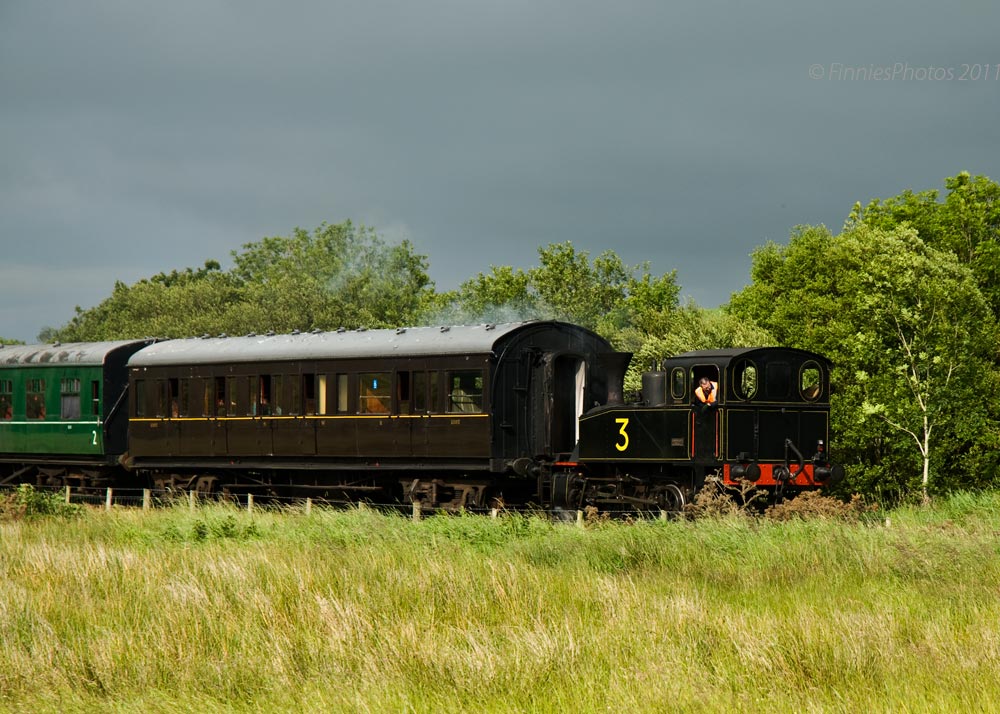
[695, 377, 718, 406]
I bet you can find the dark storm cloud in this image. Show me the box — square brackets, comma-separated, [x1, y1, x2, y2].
[2, 0, 998, 341]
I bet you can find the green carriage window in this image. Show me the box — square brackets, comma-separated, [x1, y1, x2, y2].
[447, 370, 483, 413]
[1, 379, 12, 420]
[91, 381, 100, 416]
[60, 378, 81, 420]
[26, 379, 46, 420]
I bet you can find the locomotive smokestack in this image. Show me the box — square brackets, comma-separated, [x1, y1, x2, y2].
[599, 352, 632, 406]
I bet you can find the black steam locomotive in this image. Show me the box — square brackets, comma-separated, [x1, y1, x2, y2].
[0, 321, 842, 512]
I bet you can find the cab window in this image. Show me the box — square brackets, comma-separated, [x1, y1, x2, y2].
[800, 362, 822, 401]
[669, 368, 686, 401]
[733, 359, 758, 400]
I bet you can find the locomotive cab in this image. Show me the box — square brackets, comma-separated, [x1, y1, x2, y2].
[570, 345, 844, 513]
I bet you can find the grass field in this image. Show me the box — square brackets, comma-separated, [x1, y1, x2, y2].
[1, 491, 999, 713]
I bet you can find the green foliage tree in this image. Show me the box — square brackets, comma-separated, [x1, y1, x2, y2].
[851, 172, 1000, 316]
[443, 241, 769, 391]
[445, 242, 681, 334]
[730, 222, 999, 500]
[51, 222, 435, 341]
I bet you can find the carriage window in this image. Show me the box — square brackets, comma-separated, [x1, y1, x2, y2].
[60, 378, 81, 420]
[214, 377, 227, 416]
[26, 378, 46, 420]
[91, 381, 100, 415]
[669, 368, 686, 400]
[414, 372, 441, 413]
[226, 377, 237, 416]
[258, 375, 274, 415]
[134, 380, 146, 417]
[193, 378, 210, 417]
[1, 379, 13, 420]
[167, 378, 180, 417]
[733, 359, 758, 400]
[178, 379, 193, 417]
[447, 370, 483, 413]
[397, 372, 411, 414]
[766, 363, 790, 398]
[335, 374, 349, 413]
[303, 374, 317, 415]
[800, 362, 822, 401]
[272, 375, 287, 415]
[238, 376, 257, 416]
[359, 373, 391, 414]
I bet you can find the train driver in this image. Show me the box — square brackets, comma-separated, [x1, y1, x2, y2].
[694, 377, 718, 406]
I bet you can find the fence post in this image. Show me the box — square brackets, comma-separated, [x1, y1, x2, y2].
[105, 488, 113, 512]
[65, 485, 71, 505]
[660, 509, 668, 522]
[189, 489, 196, 513]
[490, 507, 498, 519]
[143, 489, 151, 512]
[412, 501, 421, 522]
[305, 497, 312, 516]
[247, 493, 254, 515]
[576, 510, 585, 528]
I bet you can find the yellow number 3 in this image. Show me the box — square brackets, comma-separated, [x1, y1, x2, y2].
[615, 418, 629, 452]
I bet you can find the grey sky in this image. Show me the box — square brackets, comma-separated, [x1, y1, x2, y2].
[2, 0, 997, 342]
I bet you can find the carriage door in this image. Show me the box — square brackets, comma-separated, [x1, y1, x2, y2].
[546, 354, 586, 457]
[691, 365, 720, 461]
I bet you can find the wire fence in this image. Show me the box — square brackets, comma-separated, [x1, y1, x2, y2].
[0, 483, 675, 523]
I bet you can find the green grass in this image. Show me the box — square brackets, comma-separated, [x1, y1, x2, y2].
[2, 495, 1000, 712]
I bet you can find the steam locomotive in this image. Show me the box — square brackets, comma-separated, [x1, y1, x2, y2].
[0, 321, 843, 512]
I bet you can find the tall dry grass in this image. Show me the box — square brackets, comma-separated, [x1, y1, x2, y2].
[1, 493, 999, 712]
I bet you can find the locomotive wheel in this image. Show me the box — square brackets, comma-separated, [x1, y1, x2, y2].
[660, 484, 686, 515]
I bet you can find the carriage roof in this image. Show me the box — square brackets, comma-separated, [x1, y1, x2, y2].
[128, 321, 598, 366]
[0, 340, 155, 366]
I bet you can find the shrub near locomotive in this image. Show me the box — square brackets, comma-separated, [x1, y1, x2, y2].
[556, 347, 845, 512]
[123, 321, 627, 509]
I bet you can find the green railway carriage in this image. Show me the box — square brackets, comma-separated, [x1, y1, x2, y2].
[0, 340, 154, 487]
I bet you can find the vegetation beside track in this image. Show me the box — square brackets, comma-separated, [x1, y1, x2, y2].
[1, 492, 999, 712]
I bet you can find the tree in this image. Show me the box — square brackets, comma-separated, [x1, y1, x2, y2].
[730, 222, 999, 500]
[51, 222, 435, 341]
[852, 172, 1000, 317]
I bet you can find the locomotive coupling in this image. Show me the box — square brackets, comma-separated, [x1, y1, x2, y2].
[511, 457, 542, 478]
[730, 460, 762, 482]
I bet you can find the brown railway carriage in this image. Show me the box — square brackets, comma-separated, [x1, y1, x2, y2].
[125, 321, 625, 508]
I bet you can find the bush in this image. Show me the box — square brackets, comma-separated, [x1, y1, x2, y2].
[0, 484, 83, 520]
[764, 490, 869, 522]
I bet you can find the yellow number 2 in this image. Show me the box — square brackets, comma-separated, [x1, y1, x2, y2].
[614, 417, 630, 452]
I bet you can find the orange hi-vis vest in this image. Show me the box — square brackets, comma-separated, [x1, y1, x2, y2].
[695, 381, 718, 404]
